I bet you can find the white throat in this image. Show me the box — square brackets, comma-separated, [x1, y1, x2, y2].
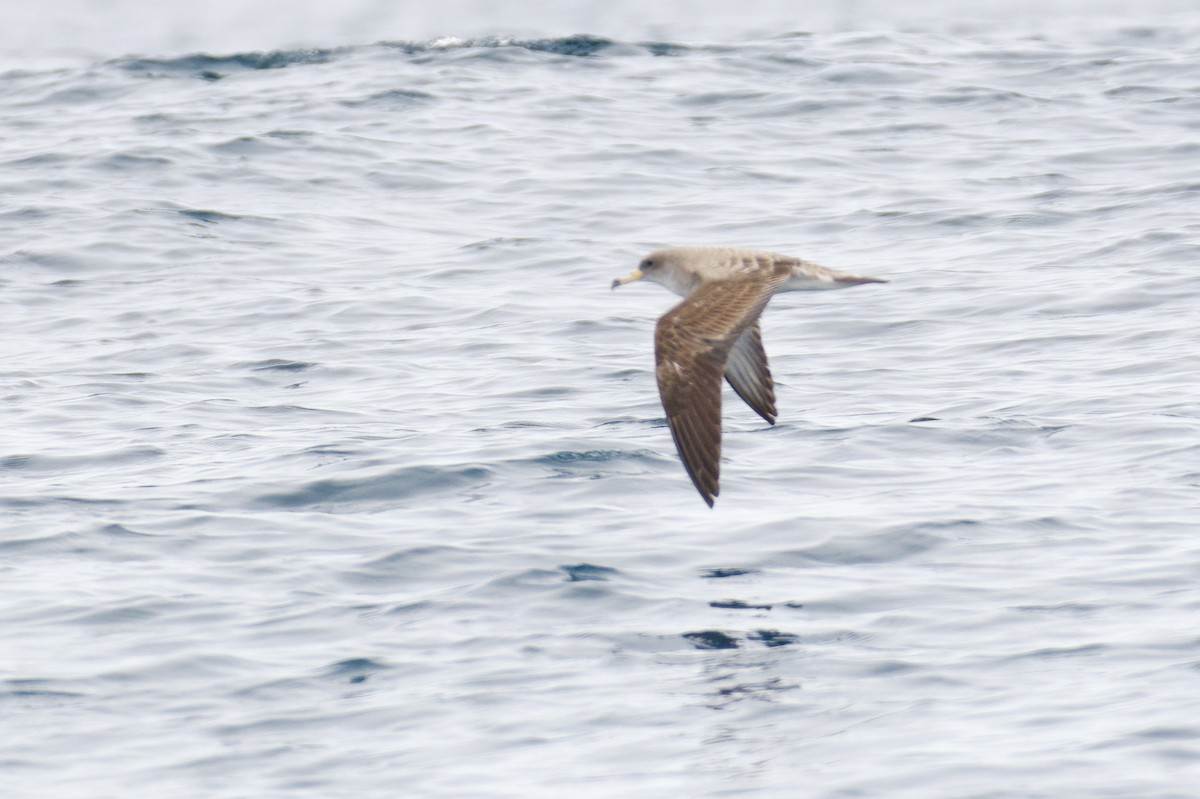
[650, 264, 699, 298]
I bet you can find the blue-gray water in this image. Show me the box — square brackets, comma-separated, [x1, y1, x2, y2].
[3, 3, 1200, 797]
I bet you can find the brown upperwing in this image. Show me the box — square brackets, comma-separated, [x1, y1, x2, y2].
[653, 271, 787, 506]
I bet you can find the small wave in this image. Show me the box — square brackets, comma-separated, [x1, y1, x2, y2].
[385, 34, 616, 57]
[701, 567, 759, 579]
[98, 153, 171, 171]
[113, 47, 338, 80]
[251, 464, 492, 510]
[384, 34, 692, 60]
[560, 563, 619, 582]
[536, 449, 654, 465]
[2, 679, 85, 701]
[341, 89, 435, 108]
[746, 630, 799, 647]
[178, 208, 274, 225]
[0, 446, 163, 473]
[711, 600, 774, 610]
[243, 358, 317, 373]
[324, 658, 389, 684]
[683, 630, 741, 650]
[107, 35, 683, 82]
[529, 449, 661, 482]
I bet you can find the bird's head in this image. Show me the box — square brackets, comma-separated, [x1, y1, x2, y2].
[610, 251, 671, 291]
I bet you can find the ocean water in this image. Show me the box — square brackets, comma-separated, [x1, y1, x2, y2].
[3, 3, 1200, 797]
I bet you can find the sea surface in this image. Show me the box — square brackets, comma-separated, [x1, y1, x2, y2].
[3, 2, 1200, 797]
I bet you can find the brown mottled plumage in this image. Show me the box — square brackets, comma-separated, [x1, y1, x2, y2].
[612, 246, 886, 507]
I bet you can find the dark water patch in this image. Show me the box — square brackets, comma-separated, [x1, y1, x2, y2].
[757, 52, 822, 70]
[0, 531, 68, 552]
[533, 448, 659, 481]
[1, 679, 85, 702]
[98, 523, 155, 538]
[838, 121, 949, 137]
[208, 135, 281, 156]
[242, 403, 335, 416]
[114, 48, 338, 80]
[1001, 643, 1109, 662]
[491, 385, 576, 400]
[132, 112, 176, 126]
[384, 34, 616, 58]
[1014, 603, 1102, 615]
[245, 358, 317, 373]
[324, 658, 389, 684]
[0, 206, 53, 223]
[1117, 181, 1200, 199]
[993, 171, 1075, 186]
[643, 41, 690, 57]
[179, 208, 274, 225]
[0, 526, 148, 559]
[35, 84, 128, 106]
[474, 421, 566, 432]
[678, 90, 771, 107]
[925, 210, 994, 228]
[0, 495, 122, 510]
[6, 153, 72, 169]
[1103, 84, 1181, 101]
[537, 449, 652, 465]
[382, 600, 434, 617]
[1002, 210, 1072, 227]
[867, 660, 921, 676]
[1131, 726, 1200, 741]
[818, 64, 927, 84]
[928, 87, 1038, 106]
[522, 35, 615, 56]
[265, 129, 314, 140]
[710, 600, 773, 610]
[561, 563, 618, 582]
[747, 630, 799, 648]
[683, 630, 740, 650]
[98, 153, 171, 171]
[701, 567, 759, 579]
[710, 677, 797, 705]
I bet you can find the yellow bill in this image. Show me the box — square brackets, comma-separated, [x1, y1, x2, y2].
[610, 268, 644, 290]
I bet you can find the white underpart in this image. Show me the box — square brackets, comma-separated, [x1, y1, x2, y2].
[652, 269, 697, 298]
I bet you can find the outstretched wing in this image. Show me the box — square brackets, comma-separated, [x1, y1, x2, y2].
[724, 322, 776, 424]
[654, 272, 787, 506]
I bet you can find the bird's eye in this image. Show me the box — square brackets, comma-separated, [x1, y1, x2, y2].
[642, 259, 655, 269]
